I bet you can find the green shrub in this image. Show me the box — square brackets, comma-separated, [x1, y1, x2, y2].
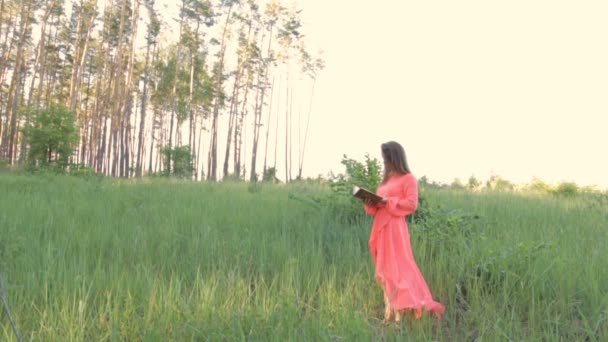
[553, 182, 578, 197]
[525, 177, 552, 193]
[69, 164, 98, 179]
[321, 154, 383, 223]
[262, 167, 280, 183]
[486, 175, 515, 191]
[22, 104, 79, 170]
[161, 145, 193, 178]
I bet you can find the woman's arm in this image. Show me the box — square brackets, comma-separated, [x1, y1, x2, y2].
[385, 175, 418, 217]
[364, 203, 378, 216]
[363, 197, 387, 216]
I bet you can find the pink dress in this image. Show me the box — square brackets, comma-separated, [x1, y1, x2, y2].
[364, 173, 445, 319]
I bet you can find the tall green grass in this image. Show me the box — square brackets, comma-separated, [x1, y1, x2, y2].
[0, 175, 606, 340]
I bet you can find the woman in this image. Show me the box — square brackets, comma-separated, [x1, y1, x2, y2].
[363, 141, 445, 322]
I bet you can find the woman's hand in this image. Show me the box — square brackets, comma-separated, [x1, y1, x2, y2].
[363, 198, 377, 206]
[363, 197, 387, 206]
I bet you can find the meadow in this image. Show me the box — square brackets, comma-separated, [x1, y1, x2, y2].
[1, 174, 606, 341]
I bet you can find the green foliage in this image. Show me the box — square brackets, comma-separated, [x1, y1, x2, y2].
[317, 154, 440, 225]
[151, 46, 213, 119]
[221, 173, 240, 182]
[0, 230, 25, 269]
[1, 175, 607, 340]
[414, 205, 483, 249]
[0, 159, 10, 172]
[467, 176, 482, 190]
[262, 167, 279, 183]
[462, 242, 553, 306]
[485, 175, 514, 191]
[68, 164, 98, 179]
[334, 154, 382, 191]
[161, 145, 193, 178]
[553, 182, 578, 197]
[22, 104, 79, 170]
[451, 178, 466, 190]
[323, 154, 383, 223]
[525, 177, 552, 193]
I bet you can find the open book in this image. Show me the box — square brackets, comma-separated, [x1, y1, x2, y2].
[353, 186, 384, 204]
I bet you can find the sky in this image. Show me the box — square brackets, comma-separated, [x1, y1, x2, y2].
[297, 0, 608, 188]
[155, 0, 608, 188]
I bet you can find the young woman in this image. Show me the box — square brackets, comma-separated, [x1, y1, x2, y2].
[363, 141, 445, 322]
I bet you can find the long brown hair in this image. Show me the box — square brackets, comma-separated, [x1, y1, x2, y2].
[381, 141, 411, 183]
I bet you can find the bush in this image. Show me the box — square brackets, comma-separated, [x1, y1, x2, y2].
[485, 175, 514, 191]
[69, 164, 98, 179]
[466, 242, 552, 295]
[467, 176, 482, 190]
[0, 159, 10, 173]
[412, 202, 484, 253]
[525, 177, 552, 194]
[161, 145, 193, 178]
[262, 167, 280, 183]
[22, 104, 79, 170]
[322, 154, 383, 223]
[553, 182, 578, 197]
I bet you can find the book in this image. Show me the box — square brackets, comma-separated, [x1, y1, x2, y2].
[353, 186, 384, 204]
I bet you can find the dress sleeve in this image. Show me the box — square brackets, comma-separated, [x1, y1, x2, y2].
[364, 204, 378, 216]
[385, 175, 418, 217]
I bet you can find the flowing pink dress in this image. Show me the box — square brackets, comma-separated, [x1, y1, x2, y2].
[364, 173, 445, 319]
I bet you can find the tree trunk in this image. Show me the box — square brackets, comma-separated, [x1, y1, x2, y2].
[69, 0, 96, 113]
[148, 110, 158, 174]
[81, 60, 93, 165]
[20, 0, 58, 163]
[122, 0, 140, 177]
[4, 0, 31, 163]
[167, 0, 187, 176]
[137, 37, 152, 177]
[262, 77, 274, 177]
[0, 0, 13, 146]
[196, 115, 204, 180]
[234, 67, 253, 179]
[148, 41, 160, 174]
[284, 76, 289, 183]
[188, 19, 200, 179]
[273, 76, 281, 172]
[97, 114, 108, 173]
[250, 29, 271, 182]
[298, 78, 316, 179]
[112, 0, 129, 177]
[288, 85, 294, 182]
[222, 61, 244, 178]
[207, 4, 233, 181]
[25, 0, 55, 108]
[222, 95, 237, 177]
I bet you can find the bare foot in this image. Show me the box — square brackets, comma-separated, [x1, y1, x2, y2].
[394, 310, 402, 323]
[384, 305, 394, 322]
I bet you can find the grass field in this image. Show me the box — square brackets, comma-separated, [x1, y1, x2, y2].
[1, 174, 606, 341]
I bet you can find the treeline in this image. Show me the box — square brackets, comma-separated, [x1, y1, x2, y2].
[421, 175, 607, 197]
[0, 0, 323, 181]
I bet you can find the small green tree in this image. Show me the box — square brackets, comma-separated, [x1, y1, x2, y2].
[334, 154, 382, 192]
[467, 176, 482, 190]
[262, 167, 279, 183]
[553, 182, 578, 197]
[321, 154, 383, 223]
[22, 105, 79, 169]
[451, 178, 466, 190]
[162, 145, 193, 178]
[485, 175, 514, 192]
[526, 177, 552, 193]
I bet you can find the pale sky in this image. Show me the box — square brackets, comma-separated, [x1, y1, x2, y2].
[155, 0, 608, 188]
[299, 0, 608, 188]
